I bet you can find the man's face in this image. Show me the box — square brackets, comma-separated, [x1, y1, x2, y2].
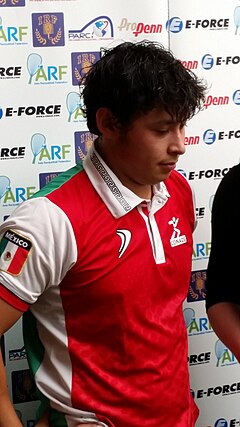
[103, 108, 186, 194]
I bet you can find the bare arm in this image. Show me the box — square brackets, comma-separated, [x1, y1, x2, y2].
[207, 302, 240, 362]
[0, 296, 24, 427]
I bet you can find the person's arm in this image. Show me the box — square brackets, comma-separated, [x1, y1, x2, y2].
[0, 297, 24, 427]
[208, 302, 240, 362]
[206, 164, 240, 360]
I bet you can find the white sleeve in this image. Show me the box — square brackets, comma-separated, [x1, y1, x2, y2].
[0, 197, 77, 304]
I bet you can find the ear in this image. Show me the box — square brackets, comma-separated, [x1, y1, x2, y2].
[96, 108, 119, 137]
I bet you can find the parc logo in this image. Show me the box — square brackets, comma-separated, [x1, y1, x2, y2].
[118, 17, 162, 37]
[30, 133, 71, 164]
[0, 16, 28, 45]
[0, 0, 25, 6]
[27, 53, 68, 85]
[71, 51, 100, 86]
[68, 16, 114, 41]
[74, 131, 95, 163]
[32, 13, 65, 47]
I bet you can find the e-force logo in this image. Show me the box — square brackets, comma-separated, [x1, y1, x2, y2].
[188, 352, 211, 366]
[0, 67, 22, 79]
[166, 17, 229, 33]
[203, 128, 240, 144]
[197, 382, 240, 398]
[0, 146, 25, 159]
[188, 168, 230, 180]
[202, 54, 240, 70]
[3, 105, 61, 118]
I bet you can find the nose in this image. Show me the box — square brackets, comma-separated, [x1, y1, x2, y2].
[169, 127, 186, 156]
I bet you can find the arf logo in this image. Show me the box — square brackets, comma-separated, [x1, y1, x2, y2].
[0, 176, 10, 200]
[66, 91, 84, 122]
[27, 53, 67, 85]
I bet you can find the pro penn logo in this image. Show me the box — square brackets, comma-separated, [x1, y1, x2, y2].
[0, 230, 32, 276]
[32, 13, 65, 47]
[71, 51, 100, 86]
[74, 131, 95, 163]
[180, 58, 198, 70]
[68, 16, 114, 41]
[118, 17, 162, 37]
[168, 216, 186, 247]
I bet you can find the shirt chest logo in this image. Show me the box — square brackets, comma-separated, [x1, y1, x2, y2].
[116, 229, 131, 258]
[168, 217, 187, 247]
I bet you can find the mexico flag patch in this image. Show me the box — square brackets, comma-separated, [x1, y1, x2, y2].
[0, 230, 32, 276]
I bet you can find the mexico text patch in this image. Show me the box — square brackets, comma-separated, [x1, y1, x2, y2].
[0, 230, 32, 276]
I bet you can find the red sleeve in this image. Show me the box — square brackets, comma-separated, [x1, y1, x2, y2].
[0, 284, 29, 312]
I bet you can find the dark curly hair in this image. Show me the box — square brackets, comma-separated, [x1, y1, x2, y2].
[81, 40, 207, 136]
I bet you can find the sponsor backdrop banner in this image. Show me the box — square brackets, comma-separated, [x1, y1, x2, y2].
[0, 0, 239, 425]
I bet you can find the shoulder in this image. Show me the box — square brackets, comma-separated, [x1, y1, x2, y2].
[165, 170, 192, 197]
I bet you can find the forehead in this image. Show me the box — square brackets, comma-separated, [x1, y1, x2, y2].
[135, 108, 176, 126]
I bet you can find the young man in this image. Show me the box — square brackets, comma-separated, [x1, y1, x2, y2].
[0, 41, 206, 427]
[206, 164, 240, 362]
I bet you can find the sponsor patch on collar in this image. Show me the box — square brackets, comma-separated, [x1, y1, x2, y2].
[0, 230, 32, 276]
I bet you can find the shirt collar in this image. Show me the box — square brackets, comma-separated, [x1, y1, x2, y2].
[83, 142, 170, 218]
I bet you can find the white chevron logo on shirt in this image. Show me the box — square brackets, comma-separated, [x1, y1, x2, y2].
[116, 229, 131, 258]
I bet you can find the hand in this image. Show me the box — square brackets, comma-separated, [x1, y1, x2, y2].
[35, 411, 99, 427]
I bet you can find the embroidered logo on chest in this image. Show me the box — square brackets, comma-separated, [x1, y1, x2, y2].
[168, 217, 187, 247]
[116, 229, 131, 258]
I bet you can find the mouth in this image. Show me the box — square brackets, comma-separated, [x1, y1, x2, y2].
[160, 162, 177, 171]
